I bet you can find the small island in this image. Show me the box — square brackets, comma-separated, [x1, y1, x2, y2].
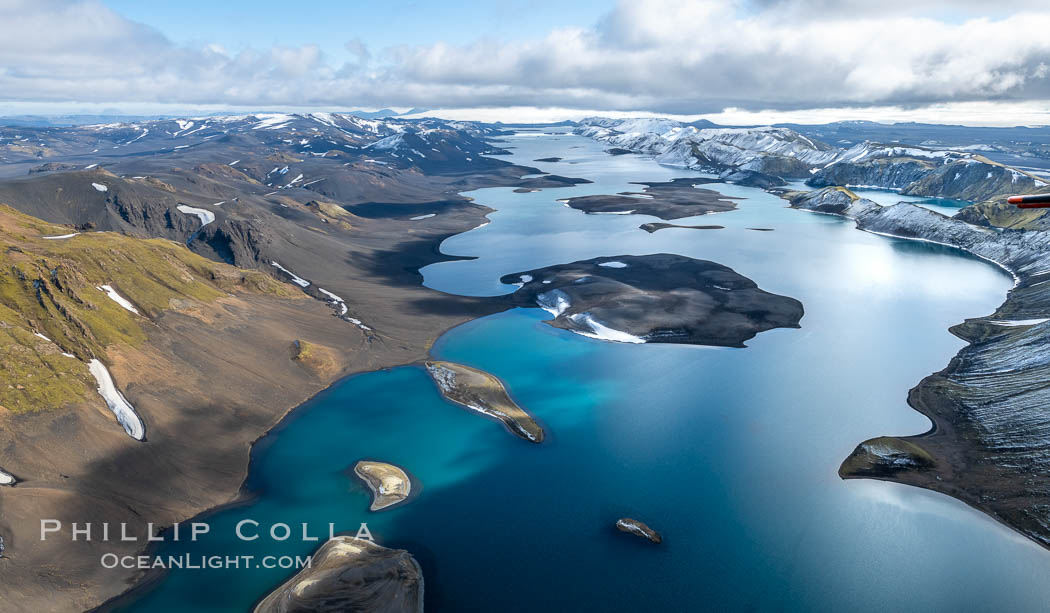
[425, 361, 545, 443]
[254, 536, 424, 613]
[616, 518, 662, 544]
[560, 178, 739, 219]
[354, 461, 413, 511]
[639, 222, 724, 233]
[501, 254, 804, 347]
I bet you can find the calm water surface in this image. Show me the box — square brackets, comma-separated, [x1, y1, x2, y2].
[121, 131, 1050, 612]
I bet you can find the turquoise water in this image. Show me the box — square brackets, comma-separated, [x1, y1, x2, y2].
[848, 188, 971, 217]
[786, 181, 970, 217]
[119, 132, 1050, 612]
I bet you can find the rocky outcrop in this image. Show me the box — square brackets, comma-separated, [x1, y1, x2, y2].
[901, 160, 1047, 202]
[955, 196, 1050, 230]
[615, 518, 662, 544]
[806, 158, 932, 190]
[28, 162, 78, 174]
[785, 186, 877, 216]
[425, 361, 544, 443]
[502, 254, 804, 347]
[254, 537, 424, 613]
[199, 218, 276, 267]
[353, 461, 413, 511]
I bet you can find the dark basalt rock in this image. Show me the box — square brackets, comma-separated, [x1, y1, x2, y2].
[718, 169, 786, 189]
[560, 178, 738, 220]
[807, 158, 932, 191]
[639, 222, 723, 233]
[616, 518, 662, 544]
[501, 254, 803, 348]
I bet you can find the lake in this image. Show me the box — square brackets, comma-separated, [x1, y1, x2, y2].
[120, 130, 1050, 612]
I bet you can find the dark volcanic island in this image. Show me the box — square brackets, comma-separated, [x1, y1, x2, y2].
[500, 254, 803, 347]
[560, 178, 738, 219]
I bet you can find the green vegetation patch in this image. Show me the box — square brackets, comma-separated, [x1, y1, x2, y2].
[0, 204, 298, 413]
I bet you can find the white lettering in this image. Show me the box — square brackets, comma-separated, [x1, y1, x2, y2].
[236, 519, 259, 541]
[40, 519, 61, 540]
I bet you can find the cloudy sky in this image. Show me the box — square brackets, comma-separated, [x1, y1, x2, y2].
[3, 0, 1050, 124]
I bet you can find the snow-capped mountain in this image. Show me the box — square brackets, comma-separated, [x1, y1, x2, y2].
[576, 118, 1048, 201]
[576, 117, 838, 179]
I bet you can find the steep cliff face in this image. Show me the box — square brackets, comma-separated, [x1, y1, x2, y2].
[0, 170, 198, 241]
[806, 158, 933, 190]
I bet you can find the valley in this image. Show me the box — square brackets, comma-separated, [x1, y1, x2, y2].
[2, 113, 1050, 611]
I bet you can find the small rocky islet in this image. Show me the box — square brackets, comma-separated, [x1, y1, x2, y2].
[353, 461, 414, 512]
[425, 360, 545, 443]
[616, 518, 662, 544]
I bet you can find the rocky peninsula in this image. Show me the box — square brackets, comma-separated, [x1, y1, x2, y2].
[254, 537, 424, 613]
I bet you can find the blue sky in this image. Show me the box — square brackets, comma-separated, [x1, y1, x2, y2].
[102, 0, 613, 67]
[2, 0, 1050, 124]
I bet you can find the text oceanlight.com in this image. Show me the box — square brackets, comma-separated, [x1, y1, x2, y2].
[101, 553, 313, 570]
[38, 519, 377, 570]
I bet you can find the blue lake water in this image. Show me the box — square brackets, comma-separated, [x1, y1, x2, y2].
[120, 131, 1050, 612]
[785, 180, 971, 217]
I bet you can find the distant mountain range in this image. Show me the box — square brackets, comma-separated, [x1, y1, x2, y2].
[575, 117, 1050, 203]
[0, 108, 423, 128]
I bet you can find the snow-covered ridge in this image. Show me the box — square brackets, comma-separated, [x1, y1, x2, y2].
[576, 117, 838, 171]
[575, 118, 1043, 198]
[88, 359, 145, 441]
[824, 142, 973, 168]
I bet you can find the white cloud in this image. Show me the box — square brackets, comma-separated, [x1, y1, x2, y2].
[3, 0, 1050, 121]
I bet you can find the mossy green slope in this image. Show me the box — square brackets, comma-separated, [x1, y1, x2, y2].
[0, 204, 296, 413]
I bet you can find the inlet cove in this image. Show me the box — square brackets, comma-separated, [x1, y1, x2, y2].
[115, 130, 1050, 612]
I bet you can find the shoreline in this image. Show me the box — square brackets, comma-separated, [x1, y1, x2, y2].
[352, 461, 414, 512]
[87, 160, 586, 610]
[781, 186, 1050, 553]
